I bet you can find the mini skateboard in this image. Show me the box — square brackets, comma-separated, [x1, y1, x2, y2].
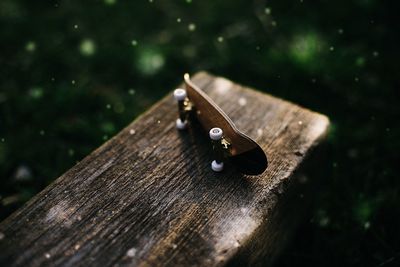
[173, 74, 268, 175]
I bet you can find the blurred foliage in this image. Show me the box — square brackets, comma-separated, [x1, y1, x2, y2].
[0, 0, 399, 266]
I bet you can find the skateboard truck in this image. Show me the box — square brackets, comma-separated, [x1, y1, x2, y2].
[173, 88, 192, 130]
[209, 127, 231, 172]
[173, 74, 268, 175]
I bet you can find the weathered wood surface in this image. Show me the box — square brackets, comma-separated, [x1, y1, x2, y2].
[0, 72, 329, 267]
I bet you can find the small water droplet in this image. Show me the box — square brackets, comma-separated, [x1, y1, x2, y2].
[40, 130, 45, 136]
[106, 104, 111, 109]
[338, 28, 344, 34]
[329, 46, 334, 51]
[176, 18, 181, 23]
[128, 89, 136, 95]
[372, 51, 379, 57]
[126, 248, 137, 257]
[238, 97, 247, 106]
[264, 7, 271, 14]
[131, 40, 138, 46]
[45, 253, 51, 259]
[71, 80, 76, 85]
[172, 244, 177, 249]
[298, 121, 303, 125]
[129, 129, 136, 135]
[217, 36, 224, 42]
[74, 24, 79, 29]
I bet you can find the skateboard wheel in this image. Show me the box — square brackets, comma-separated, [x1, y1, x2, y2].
[174, 88, 187, 101]
[209, 127, 223, 140]
[176, 118, 187, 130]
[211, 160, 224, 172]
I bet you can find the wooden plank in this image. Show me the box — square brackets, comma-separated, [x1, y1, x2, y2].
[0, 72, 329, 267]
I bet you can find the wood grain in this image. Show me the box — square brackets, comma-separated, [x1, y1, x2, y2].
[0, 72, 329, 267]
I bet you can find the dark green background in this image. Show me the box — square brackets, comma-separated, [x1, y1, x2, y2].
[0, 0, 398, 266]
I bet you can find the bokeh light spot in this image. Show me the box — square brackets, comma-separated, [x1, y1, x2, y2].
[79, 39, 96, 56]
[188, 23, 196, 31]
[136, 47, 165, 75]
[290, 33, 323, 65]
[25, 41, 36, 52]
[29, 87, 44, 99]
[104, 0, 117, 5]
[356, 56, 365, 67]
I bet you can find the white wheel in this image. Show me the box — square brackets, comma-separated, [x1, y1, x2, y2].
[174, 88, 187, 101]
[209, 127, 223, 140]
[176, 118, 187, 130]
[211, 160, 224, 172]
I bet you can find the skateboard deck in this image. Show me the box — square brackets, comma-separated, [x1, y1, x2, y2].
[177, 74, 268, 175]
